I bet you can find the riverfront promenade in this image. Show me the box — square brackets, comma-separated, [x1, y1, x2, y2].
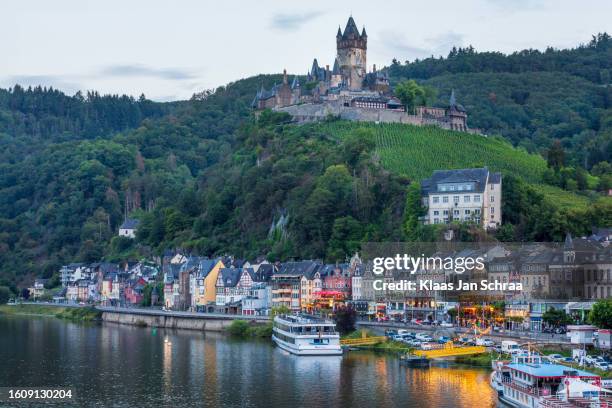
[357, 320, 572, 345]
[10, 302, 570, 343]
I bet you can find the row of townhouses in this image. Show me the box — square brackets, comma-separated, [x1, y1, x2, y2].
[46, 228, 610, 322]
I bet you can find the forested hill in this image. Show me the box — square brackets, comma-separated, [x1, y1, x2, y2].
[0, 35, 611, 292]
[388, 33, 612, 168]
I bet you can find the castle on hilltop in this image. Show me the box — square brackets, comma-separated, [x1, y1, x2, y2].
[253, 17, 471, 132]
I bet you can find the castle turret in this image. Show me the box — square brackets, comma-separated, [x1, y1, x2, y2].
[330, 58, 342, 88]
[336, 17, 367, 90]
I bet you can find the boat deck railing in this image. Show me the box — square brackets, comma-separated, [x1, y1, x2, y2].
[540, 395, 612, 408]
[277, 314, 335, 325]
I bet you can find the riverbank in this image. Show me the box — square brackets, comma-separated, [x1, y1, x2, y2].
[342, 329, 413, 354]
[0, 304, 101, 321]
[455, 353, 495, 367]
[227, 320, 273, 338]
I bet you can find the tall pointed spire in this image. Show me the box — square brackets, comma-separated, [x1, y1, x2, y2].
[564, 232, 574, 250]
[337, 26, 342, 37]
[332, 58, 340, 75]
[342, 16, 360, 39]
[450, 89, 457, 107]
[361, 26, 367, 38]
[291, 75, 300, 89]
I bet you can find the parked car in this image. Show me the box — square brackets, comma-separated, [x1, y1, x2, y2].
[559, 357, 574, 363]
[385, 330, 398, 338]
[420, 342, 434, 350]
[457, 337, 470, 345]
[416, 333, 433, 342]
[410, 319, 422, 325]
[594, 362, 610, 371]
[585, 355, 598, 365]
[547, 354, 563, 362]
[482, 339, 496, 347]
[439, 322, 453, 328]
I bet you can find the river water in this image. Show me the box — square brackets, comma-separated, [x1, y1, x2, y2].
[0, 315, 498, 407]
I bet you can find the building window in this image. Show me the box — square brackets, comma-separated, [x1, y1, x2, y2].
[453, 196, 459, 203]
[443, 210, 449, 215]
[433, 197, 439, 204]
[474, 209, 481, 215]
[490, 196, 495, 203]
[453, 210, 460, 216]
[474, 195, 480, 202]
[443, 196, 449, 203]
[464, 195, 470, 203]
[433, 210, 439, 216]
[464, 209, 471, 215]
[434, 218, 440, 224]
[491, 207, 494, 214]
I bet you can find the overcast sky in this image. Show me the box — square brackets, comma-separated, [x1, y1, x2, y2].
[1, 0, 610, 101]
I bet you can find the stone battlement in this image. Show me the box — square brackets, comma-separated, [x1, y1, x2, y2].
[276, 103, 481, 134]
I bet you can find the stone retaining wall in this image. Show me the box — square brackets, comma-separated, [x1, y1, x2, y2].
[102, 311, 262, 332]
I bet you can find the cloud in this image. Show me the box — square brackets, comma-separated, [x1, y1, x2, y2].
[425, 32, 465, 55]
[270, 11, 323, 31]
[100, 64, 196, 80]
[380, 30, 464, 61]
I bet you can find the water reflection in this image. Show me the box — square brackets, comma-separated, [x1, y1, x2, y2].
[0, 316, 497, 407]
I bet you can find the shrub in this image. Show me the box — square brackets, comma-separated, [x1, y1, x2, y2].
[227, 320, 250, 337]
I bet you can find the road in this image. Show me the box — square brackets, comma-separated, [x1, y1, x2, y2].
[12, 302, 270, 321]
[357, 320, 571, 344]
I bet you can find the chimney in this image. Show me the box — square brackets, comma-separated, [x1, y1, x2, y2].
[283, 69, 288, 84]
[326, 65, 330, 80]
[373, 64, 376, 72]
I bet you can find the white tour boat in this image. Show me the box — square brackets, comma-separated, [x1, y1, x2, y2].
[490, 351, 610, 408]
[272, 314, 343, 356]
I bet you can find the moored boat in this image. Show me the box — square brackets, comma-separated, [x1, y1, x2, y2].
[272, 314, 342, 356]
[490, 351, 608, 408]
[399, 354, 430, 368]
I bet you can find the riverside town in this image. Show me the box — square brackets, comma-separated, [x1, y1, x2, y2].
[1, 5, 612, 408]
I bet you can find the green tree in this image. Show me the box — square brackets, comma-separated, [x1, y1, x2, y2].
[403, 182, 426, 241]
[326, 216, 363, 262]
[588, 299, 612, 329]
[542, 308, 572, 327]
[334, 305, 357, 335]
[547, 140, 565, 170]
[394, 80, 426, 113]
[0, 286, 11, 304]
[271, 305, 290, 317]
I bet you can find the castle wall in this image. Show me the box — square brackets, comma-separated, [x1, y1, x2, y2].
[276, 103, 422, 125]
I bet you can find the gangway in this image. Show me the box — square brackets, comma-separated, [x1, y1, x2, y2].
[413, 342, 487, 358]
[340, 336, 386, 346]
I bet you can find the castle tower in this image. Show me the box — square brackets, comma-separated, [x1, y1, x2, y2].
[336, 17, 367, 90]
